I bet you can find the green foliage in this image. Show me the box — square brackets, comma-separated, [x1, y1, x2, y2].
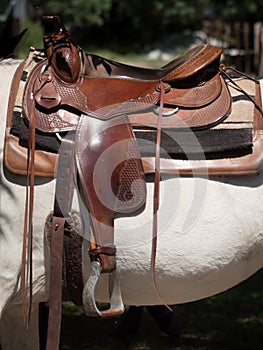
[19, 19, 43, 57]
[26, 0, 263, 53]
[31, 0, 263, 28]
[203, 0, 263, 22]
[32, 0, 112, 26]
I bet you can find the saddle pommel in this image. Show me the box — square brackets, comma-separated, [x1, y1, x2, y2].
[42, 15, 81, 84]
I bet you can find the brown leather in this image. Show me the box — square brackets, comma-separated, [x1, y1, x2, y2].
[4, 57, 227, 178]
[45, 211, 85, 307]
[83, 43, 222, 82]
[6, 73, 258, 178]
[4, 58, 57, 177]
[130, 76, 231, 129]
[43, 15, 81, 84]
[34, 70, 62, 109]
[46, 216, 65, 350]
[142, 80, 263, 175]
[21, 17, 226, 134]
[75, 114, 146, 273]
[43, 15, 222, 83]
[151, 83, 172, 311]
[22, 48, 226, 133]
[4, 133, 57, 177]
[46, 135, 75, 350]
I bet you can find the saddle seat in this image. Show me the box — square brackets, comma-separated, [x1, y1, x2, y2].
[83, 44, 223, 82]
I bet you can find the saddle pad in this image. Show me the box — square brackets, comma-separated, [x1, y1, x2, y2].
[10, 111, 61, 153]
[135, 128, 252, 160]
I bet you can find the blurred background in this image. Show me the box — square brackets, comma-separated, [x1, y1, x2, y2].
[0, 0, 263, 75]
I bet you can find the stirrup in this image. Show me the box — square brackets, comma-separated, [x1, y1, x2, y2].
[82, 261, 124, 318]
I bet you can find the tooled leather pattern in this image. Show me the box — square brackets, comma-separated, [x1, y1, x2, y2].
[24, 59, 162, 132]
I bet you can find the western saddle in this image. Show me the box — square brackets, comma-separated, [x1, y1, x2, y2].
[3, 15, 263, 350]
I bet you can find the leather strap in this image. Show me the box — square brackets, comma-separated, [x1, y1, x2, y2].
[46, 134, 75, 350]
[220, 65, 263, 115]
[152, 82, 172, 312]
[22, 90, 37, 327]
[45, 216, 65, 350]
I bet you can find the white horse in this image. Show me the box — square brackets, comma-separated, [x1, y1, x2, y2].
[1, 59, 263, 349]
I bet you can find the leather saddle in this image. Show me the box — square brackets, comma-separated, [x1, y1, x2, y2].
[4, 15, 263, 350]
[23, 26, 229, 132]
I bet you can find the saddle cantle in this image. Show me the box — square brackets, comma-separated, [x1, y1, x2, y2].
[3, 15, 263, 350]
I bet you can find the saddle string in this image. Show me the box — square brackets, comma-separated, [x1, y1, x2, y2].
[152, 82, 172, 313]
[220, 65, 263, 115]
[21, 62, 84, 331]
[22, 68, 52, 326]
[22, 95, 37, 327]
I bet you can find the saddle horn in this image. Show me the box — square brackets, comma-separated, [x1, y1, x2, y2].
[42, 15, 81, 83]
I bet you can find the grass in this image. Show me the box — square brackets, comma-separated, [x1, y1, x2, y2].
[60, 269, 263, 349]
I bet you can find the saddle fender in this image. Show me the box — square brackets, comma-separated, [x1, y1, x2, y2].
[75, 113, 146, 316]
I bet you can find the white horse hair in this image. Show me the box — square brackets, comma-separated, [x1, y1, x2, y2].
[1, 59, 263, 349]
